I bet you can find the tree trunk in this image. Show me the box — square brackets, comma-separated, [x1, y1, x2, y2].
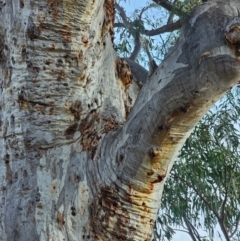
[0, 0, 240, 240]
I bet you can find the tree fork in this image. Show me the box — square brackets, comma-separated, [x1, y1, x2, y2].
[0, 0, 240, 241]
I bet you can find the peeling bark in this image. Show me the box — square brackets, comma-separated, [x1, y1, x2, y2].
[0, 0, 240, 241]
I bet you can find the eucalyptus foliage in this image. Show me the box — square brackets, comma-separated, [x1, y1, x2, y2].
[156, 88, 240, 241]
[114, 0, 179, 66]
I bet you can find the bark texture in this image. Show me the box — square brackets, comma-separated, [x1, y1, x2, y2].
[0, 0, 240, 241]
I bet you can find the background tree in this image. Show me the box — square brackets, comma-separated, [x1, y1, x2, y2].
[0, 0, 240, 240]
[156, 88, 240, 241]
[114, 0, 201, 66]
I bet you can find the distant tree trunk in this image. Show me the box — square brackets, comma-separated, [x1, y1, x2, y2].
[0, 0, 240, 240]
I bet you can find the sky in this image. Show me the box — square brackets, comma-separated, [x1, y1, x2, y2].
[116, 1, 223, 240]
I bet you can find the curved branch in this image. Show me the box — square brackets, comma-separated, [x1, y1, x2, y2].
[115, 3, 131, 29]
[94, 1, 240, 238]
[144, 19, 182, 36]
[129, 33, 142, 61]
[115, 19, 182, 36]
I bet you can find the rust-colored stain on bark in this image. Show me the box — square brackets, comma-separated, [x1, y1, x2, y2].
[57, 69, 65, 81]
[51, 43, 56, 50]
[47, 0, 62, 21]
[81, 35, 89, 47]
[64, 104, 121, 159]
[115, 58, 133, 88]
[103, 0, 115, 42]
[57, 211, 65, 230]
[102, 117, 120, 133]
[150, 174, 166, 184]
[115, 58, 134, 118]
[64, 123, 78, 139]
[69, 100, 82, 120]
[89, 182, 155, 240]
[62, 25, 72, 42]
[79, 111, 101, 152]
[38, 104, 46, 114]
[77, 50, 84, 62]
[148, 147, 161, 159]
[167, 104, 191, 123]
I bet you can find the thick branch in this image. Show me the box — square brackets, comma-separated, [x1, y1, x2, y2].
[152, 0, 191, 17]
[117, 0, 240, 194]
[91, 1, 240, 240]
[129, 33, 142, 61]
[125, 58, 148, 85]
[115, 3, 131, 29]
[115, 20, 182, 36]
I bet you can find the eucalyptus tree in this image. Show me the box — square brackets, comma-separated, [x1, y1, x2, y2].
[1, 1, 240, 241]
[115, 2, 240, 240]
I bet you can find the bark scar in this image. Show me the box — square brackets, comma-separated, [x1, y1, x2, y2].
[115, 58, 133, 88]
[103, 0, 115, 42]
[226, 25, 240, 59]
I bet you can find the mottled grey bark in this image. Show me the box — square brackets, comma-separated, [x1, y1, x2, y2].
[0, 0, 240, 241]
